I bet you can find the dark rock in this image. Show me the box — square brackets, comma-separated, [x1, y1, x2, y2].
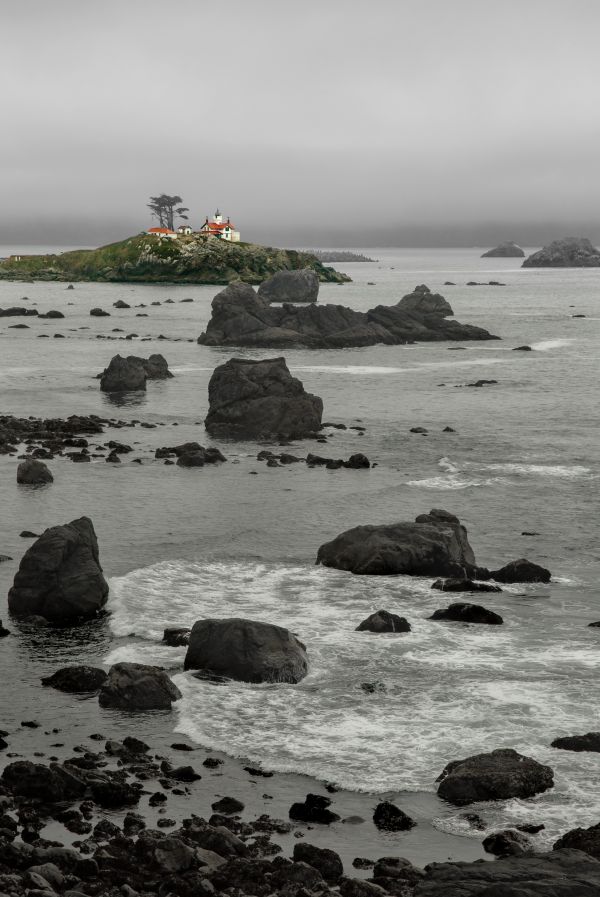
[372, 856, 424, 887]
[258, 268, 320, 303]
[91, 776, 141, 808]
[436, 748, 554, 805]
[373, 801, 415, 832]
[361, 681, 387, 694]
[289, 793, 340, 824]
[140, 353, 173, 379]
[293, 842, 343, 882]
[431, 577, 501, 593]
[589, 621, 600, 628]
[1, 761, 80, 803]
[113, 300, 130, 309]
[0, 306, 38, 317]
[184, 618, 308, 683]
[518, 823, 545, 834]
[7, 516, 108, 621]
[483, 829, 534, 857]
[317, 508, 483, 577]
[397, 284, 453, 316]
[198, 281, 498, 348]
[523, 236, 600, 267]
[98, 662, 182, 710]
[355, 610, 411, 633]
[167, 765, 201, 782]
[340, 877, 388, 897]
[204, 356, 323, 440]
[39, 309, 65, 318]
[344, 453, 371, 469]
[0, 620, 10, 637]
[100, 355, 146, 392]
[554, 822, 600, 859]
[163, 627, 191, 646]
[41, 666, 107, 693]
[428, 603, 503, 625]
[243, 765, 272, 776]
[514, 344, 533, 351]
[212, 796, 244, 814]
[481, 241, 525, 258]
[551, 732, 600, 752]
[410, 426, 429, 434]
[17, 458, 53, 485]
[491, 558, 551, 583]
[466, 379, 498, 387]
[20, 530, 40, 537]
[90, 307, 110, 316]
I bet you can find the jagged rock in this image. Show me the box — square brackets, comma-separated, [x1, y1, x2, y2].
[258, 268, 320, 303]
[184, 618, 308, 683]
[100, 355, 146, 392]
[483, 829, 534, 857]
[204, 356, 323, 440]
[436, 748, 554, 806]
[372, 856, 424, 888]
[7, 516, 108, 621]
[397, 284, 453, 316]
[429, 603, 503, 625]
[551, 732, 600, 752]
[373, 801, 416, 832]
[98, 662, 182, 710]
[356, 610, 411, 633]
[41, 666, 107, 693]
[431, 577, 501, 593]
[17, 458, 53, 485]
[198, 281, 499, 348]
[317, 509, 485, 577]
[523, 237, 600, 267]
[163, 627, 191, 646]
[293, 842, 343, 882]
[481, 241, 525, 258]
[553, 822, 600, 859]
[491, 558, 551, 583]
[289, 793, 340, 824]
[140, 353, 173, 379]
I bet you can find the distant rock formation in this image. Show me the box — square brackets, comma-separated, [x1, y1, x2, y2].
[99, 353, 173, 392]
[198, 282, 499, 349]
[481, 241, 525, 258]
[522, 237, 600, 267]
[205, 356, 323, 440]
[309, 250, 377, 263]
[257, 268, 319, 303]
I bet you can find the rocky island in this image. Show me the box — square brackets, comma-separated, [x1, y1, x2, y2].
[0, 234, 350, 285]
[522, 236, 600, 267]
[481, 241, 525, 258]
[198, 283, 499, 348]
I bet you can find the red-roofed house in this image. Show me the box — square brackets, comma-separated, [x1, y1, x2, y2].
[198, 210, 240, 242]
[146, 226, 178, 239]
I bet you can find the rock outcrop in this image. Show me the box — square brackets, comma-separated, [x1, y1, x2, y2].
[204, 356, 323, 440]
[100, 355, 146, 392]
[184, 618, 309, 684]
[198, 282, 499, 348]
[436, 748, 554, 806]
[41, 666, 108, 693]
[7, 517, 109, 621]
[355, 610, 411, 633]
[551, 732, 600, 752]
[140, 353, 173, 379]
[553, 822, 600, 859]
[491, 558, 551, 583]
[258, 268, 319, 303]
[99, 662, 181, 710]
[481, 241, 525, 258]
[316, 509, 484, 577]
[429, 602, 503, 625]
[522, 237, 600, 267]
[16, 458, 53, 485]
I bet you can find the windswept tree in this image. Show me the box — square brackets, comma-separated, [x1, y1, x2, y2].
[147, 194, 189, 230]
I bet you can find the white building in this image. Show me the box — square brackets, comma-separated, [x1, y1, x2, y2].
[198, 210, 241, 242]
[146, 226, 178, 240]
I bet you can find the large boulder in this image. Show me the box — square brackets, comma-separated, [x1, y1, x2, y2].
[523, 237, 600, 267]
[198, 281, 499, 348]
[428, 603, 503, 625]
[483, 829, 534, 857]
[396, 284, 453, 316]
[481, 241, 525, 258]
[42, 665, 107, 693]
[99, 662, 181, 710]
[553, 822, 600, 859]
[7, 517, 109, 621]
[17, 458, 53, 485]
[204, 356, 323, 440]
[100, 355, 146, 392]
[355, 610, 411, 633]
[412, 849, 600, 896]
[258, 268, 320, 303]
[293, 843, 343, 882]
[316, 509, 483, 577]
[436, 748, 554, 806]
[184, 618, 308, 683]
[491, 558, 551, 583]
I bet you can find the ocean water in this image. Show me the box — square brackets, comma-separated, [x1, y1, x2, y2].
[1, 247, 599, 851]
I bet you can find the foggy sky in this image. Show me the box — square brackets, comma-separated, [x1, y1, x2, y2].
[3, 0, 600, 247]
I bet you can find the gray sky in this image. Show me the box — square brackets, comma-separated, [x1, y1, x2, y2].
[2, 0, 600, 247]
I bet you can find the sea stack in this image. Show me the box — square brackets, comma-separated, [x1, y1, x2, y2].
[481, 241, 525, 258]
[522, 237, 600, 267]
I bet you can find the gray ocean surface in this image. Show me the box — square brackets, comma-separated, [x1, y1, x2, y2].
[0, 247, 598, 851]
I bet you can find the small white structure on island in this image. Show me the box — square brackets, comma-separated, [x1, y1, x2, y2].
[177, 224, 192, 235]
[146, 226, 178, 239]
[199, 210, 241, 242]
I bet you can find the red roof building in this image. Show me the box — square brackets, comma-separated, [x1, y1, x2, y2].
[198, 210, 241, 242]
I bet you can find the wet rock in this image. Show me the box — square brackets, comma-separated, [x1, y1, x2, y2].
[373, 801, 416, 832]
[483, 829, 534, 857]
[344, 453, 371, 468]
[163, 627, 191, 646]
[140, 353, 173, 379]
[2, 761, 81, 803]
[91, 776, 141, 808]
[491, 558, 551, 583]
[98, 662, 182, 710]
[100, 355, 146, 392]
[553, 823, 600, 859]
[41, 666, 108, 693]
[428, 603, 503, 625]
[113, 300, 130, 309]
[317, 508, 484, 577]
[340, 877, 388, 897]
[514, 344, 533, 351]
[205, 356, 323, 440]
[356, 610, 411, 633]
[551, 732, 600, 752]
[466, 379, 498, 387]
[258, 268, 320, 303]
[90, 307, 110, 316]
[184, 617, 308, 684]
[154, 836, 195, 872]
[17, 458, 54, 485]
[436, 748, 554, 806]
[289, 793, 340, 824]
[0, 620, 10, 637]
[293, 842, 343, 882]
[20, 530, 40, 537]
[372, 856, 425, 888]
[523, 236, 600, 267]
[212, 796, 244, 814]
[361, 681, 387, 694]
[431, 577, 502, 593]
[167, 765, 201, 782]
[481, 241, 525, 258]
[397, 284, 453, 316]
[8, 517, 108, 621]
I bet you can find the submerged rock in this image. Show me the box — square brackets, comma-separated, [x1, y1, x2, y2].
[317, 508, 484, 577]
[482, 829, 534, 857]
[258, 268, 320, 303]
[99, 662, 181, 710]
[355, 610, 411, 633]
[42, 666, 108, 693]
[8, 516, 108, 621]
[205, 356, 323, 440]
[481, 241, 525, 258]
[428, 603, 503, 625]
[184, 617, 308, 683]
[432, 577, 501, 593]
[551, 732, 600, 752]
[436, 748, 554, 806]
[17, 458, 53, 485]
[491, 558, 551, 583]
[523, 236, 600, 267]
